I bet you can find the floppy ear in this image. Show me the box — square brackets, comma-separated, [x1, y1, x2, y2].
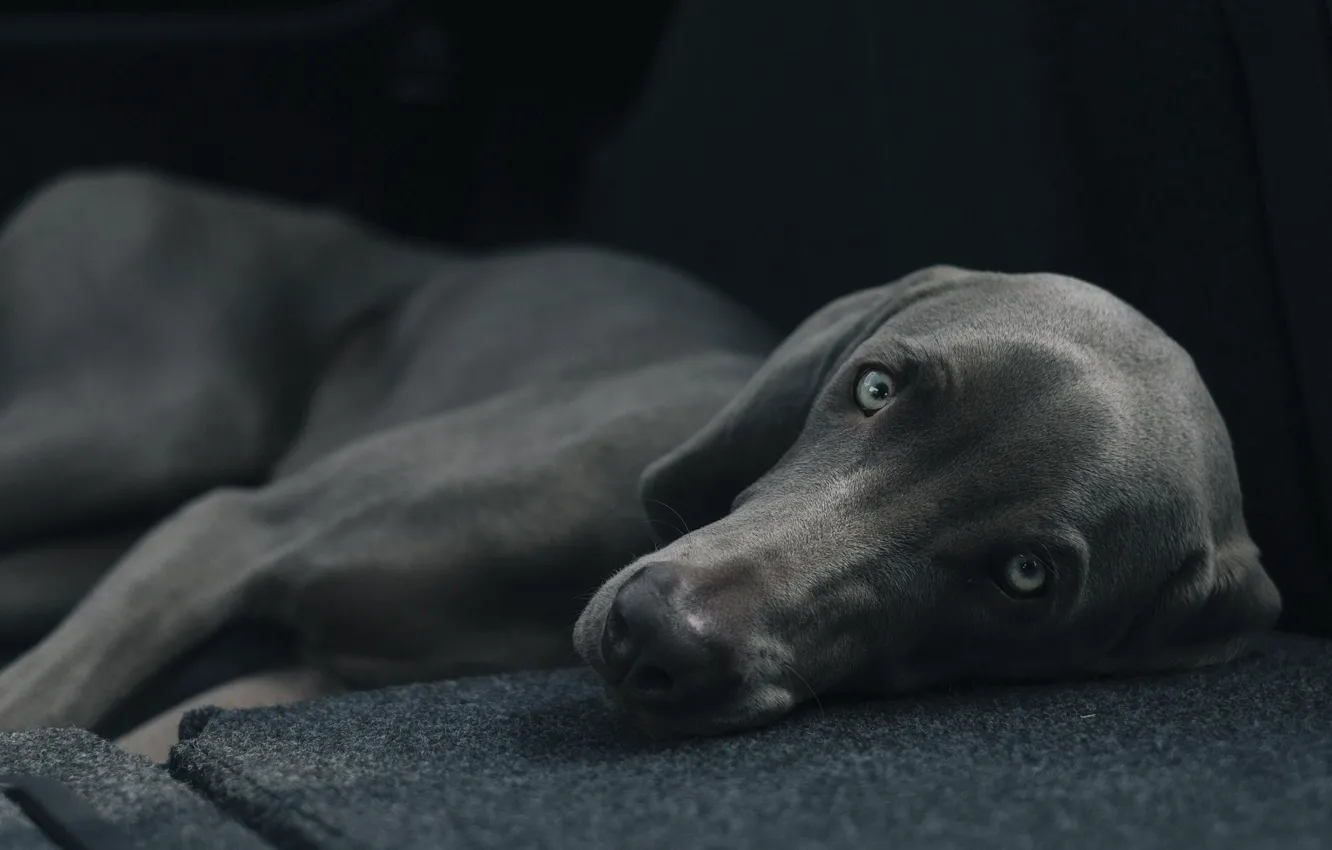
[639, 265, 970, 539]
[1101, 532, 1282, 672]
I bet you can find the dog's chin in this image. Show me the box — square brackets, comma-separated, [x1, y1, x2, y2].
[604, 681, 800, 740]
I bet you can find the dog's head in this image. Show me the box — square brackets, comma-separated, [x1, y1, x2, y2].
[574, 266, 1280, 737]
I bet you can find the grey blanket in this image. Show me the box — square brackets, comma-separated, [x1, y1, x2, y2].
[165, 632, 1332, 850]
[0, 728, 266, 849]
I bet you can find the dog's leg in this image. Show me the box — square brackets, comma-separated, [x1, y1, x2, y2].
[0, 354, 753, 732]
[253, 354, 762, 689]
[115, 667, 344, 763]
[0, 490, 278, 731]
[0, 526, 147, 647]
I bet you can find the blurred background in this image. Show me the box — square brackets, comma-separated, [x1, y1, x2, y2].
[0, 0, 1327, 652]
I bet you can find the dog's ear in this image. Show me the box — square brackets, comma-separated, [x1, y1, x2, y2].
[639, 265, 969, 540]
[1101, 531, 1282, 672]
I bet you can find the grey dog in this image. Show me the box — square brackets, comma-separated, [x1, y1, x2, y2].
[0, 171, 1281, 743]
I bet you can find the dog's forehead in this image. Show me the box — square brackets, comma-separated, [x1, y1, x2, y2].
[865, 273, 1196, 401]
[839, 274, 1219, 518]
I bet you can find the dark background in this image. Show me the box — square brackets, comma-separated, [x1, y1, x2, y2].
[0, 0, 1328, 638]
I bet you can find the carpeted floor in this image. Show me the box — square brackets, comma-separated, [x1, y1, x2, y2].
[165, 632, 1332, 850]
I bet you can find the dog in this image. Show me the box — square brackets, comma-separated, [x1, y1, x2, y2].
[0, 170, 1281, 745]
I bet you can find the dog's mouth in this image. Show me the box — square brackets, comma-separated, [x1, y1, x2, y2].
[597, 668, 802, 739]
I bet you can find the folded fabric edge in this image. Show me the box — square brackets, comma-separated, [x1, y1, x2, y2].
[168, 735, 354, 850]
[177, 705, 223, 743]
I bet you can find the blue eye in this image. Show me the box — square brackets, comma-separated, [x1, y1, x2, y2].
[854, 369, 895, 413]
[998, 553, 1050, 598]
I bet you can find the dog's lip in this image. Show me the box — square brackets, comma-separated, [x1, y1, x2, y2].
[600, 675, 799, 739]
[617, 697, 789, 739]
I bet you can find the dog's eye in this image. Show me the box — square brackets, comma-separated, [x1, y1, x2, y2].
[996, 552, 1050, 598]
[854, 369, 895, 413]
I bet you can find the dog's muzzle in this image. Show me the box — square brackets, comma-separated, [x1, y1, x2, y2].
[596, 561, 745, 714]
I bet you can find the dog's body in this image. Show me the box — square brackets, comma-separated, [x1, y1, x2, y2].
[0, 171, 1280, 740]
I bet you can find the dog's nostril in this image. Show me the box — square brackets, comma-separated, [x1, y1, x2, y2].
[599, 606, 635, 685]
[629, 664, 674, 697]
[604, 606, 627, 645]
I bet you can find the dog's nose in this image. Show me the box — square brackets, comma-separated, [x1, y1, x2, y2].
[600, 561, 740, 708]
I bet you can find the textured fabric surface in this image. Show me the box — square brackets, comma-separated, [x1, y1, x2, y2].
[0, 727, 268, 849]
[0, 794, 51, 850]
[170, 633, 1332, 850]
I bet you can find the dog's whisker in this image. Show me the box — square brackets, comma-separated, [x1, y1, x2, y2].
[644, 499, 691, 536]
[644, 519, 685, 540]
[607, 512, 685, 544]
[782, 662, 824, 724]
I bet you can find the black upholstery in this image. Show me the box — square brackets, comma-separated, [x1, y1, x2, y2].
[574, 0, 1332, 634]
